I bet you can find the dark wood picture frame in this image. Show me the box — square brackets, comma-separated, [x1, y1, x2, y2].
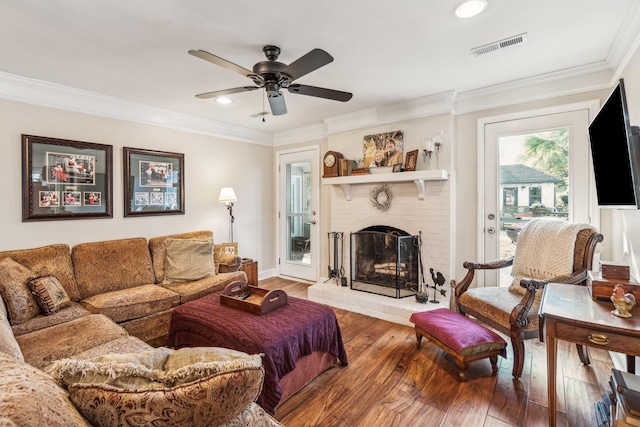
[404, 149, 418, 171]
[22, 134, 113, 222]
[123, 147, 184, 217]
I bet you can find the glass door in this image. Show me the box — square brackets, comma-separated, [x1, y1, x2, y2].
[481, 108, 593, 287]
[277, 148, 319, 281]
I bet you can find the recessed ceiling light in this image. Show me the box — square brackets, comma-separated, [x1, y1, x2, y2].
[216, 97, 232, 104]
[454, 0, 487, 18]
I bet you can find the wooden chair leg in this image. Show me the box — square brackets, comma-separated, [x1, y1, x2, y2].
[415, 329, 423, 348]
[576, 344, 590, 365]
[510, 332, 525, 379]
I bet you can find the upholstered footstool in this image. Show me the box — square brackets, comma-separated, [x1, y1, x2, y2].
[409, 308, 507, 381]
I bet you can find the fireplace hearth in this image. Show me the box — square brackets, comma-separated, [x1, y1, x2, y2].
[350, 226, 419, 298]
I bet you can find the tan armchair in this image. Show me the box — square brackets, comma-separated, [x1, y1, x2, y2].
[451, 219, 603, 379]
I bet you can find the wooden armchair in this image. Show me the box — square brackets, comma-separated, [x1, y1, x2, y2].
[451, 220, 603, 379]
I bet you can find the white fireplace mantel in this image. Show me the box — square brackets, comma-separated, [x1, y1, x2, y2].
[322, 169, 448, 200]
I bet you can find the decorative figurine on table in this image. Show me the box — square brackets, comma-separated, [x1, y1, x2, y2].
[611, 283, 636, 318]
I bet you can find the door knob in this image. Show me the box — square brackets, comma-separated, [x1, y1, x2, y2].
[310, 220, 316, 225]
[487, 227, 496, 234]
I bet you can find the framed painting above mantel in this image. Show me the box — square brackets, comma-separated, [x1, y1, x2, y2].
[123, 147, 184, 217]
[22, 134, 113, 222]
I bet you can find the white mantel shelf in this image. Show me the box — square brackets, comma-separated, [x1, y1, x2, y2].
[322, 169, 448, 200]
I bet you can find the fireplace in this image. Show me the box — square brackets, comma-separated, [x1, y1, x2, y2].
[350, 226, 419, 298]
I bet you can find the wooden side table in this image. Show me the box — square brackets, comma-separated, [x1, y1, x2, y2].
[240, 260, 258, 287]
[540, 283, 640, 426]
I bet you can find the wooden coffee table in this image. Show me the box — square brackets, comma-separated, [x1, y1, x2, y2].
[540, 283, 640, 426]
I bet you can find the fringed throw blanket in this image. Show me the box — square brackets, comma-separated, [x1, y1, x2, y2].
[166, 293, 348, 415]
[510, 219, 596, 291]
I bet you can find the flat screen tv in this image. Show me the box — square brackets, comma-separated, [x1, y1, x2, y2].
[589, 78, 640, 208]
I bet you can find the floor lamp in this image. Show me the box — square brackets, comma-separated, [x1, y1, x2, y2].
[218, 187, 237, 242]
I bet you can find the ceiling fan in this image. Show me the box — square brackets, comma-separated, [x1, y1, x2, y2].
[188, 45, 353, 116]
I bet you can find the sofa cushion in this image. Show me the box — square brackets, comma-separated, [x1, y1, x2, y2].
[164, 271, 247, 304]
[16, 314, 130, 370]
[11, 302, 91, 337]
[0, 257, 41, 324]
[220, 402, 284, 427]
[149, 230, 214, 283]
[47, 347, 265, 427]
[0, 353, 91, 427]
[51, 336, 153, 367]
[0, 297, 23, 361]
[80, 284, 180, 323]
[27, 275, 72, 315]
[120, 308, 174, 346]
[0, 244, 80, 301]
[72, 238, 156, 299]
[163, 238, 215, 284]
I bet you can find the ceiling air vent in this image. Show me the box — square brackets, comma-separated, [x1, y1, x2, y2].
[471, 33, 528, 57]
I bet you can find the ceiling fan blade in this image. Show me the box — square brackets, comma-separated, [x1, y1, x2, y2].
[288, 84, 353, 102]
[195, 86, 259, 99]
[188, 49, 254, 78]
[280, 49, 333, 81]
[267, 91, 287, 116]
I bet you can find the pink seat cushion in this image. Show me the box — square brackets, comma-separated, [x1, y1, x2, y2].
[410, 308, 507, 357]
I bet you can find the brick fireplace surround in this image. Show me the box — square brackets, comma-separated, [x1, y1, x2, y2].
[309, 175, 453, 326]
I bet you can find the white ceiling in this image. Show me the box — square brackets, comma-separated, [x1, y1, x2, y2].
[0, 0, 638, 136]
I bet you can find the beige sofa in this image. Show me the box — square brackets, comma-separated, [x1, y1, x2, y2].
[0, 230, 282, 425]
[7, 230, 245, 348]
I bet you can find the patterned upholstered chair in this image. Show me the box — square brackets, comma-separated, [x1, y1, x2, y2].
[451, 219, 603, 379]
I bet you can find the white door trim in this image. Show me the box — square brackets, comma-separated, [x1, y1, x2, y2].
[275, 145, 320, 281]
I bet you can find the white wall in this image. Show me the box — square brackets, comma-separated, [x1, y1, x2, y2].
[616, 42, 640, 279]
[0, 99, 275, 273]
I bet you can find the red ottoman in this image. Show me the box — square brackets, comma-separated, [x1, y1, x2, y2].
[410, 308, 507, 381]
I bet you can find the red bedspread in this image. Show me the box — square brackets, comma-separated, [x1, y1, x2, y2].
[166, 293, 348, 414]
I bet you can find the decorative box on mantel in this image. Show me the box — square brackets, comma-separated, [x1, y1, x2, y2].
[587, 270, 640, 305]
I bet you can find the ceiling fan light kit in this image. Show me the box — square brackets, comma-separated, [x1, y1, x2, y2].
[189, 45, 353, 116]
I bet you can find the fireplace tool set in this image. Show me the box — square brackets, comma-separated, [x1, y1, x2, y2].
[326, 232, 347, 286]
[415, 234, 447, 304]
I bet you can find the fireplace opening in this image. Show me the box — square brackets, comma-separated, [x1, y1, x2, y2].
[350, 226, 419, 298]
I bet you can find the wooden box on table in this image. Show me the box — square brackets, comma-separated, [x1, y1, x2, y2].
[220, 281, 287, 315]
[588, 270, 640, 305]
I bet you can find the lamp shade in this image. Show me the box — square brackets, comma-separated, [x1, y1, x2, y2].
[218, 187, 237, 204]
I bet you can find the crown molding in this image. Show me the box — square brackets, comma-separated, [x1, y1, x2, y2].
[322, 91, 456, 135]
[608, 0, 640, 68]
[0, 71, 273, 145]
[272, 123, 327, 146]
[453, 62, 616, 115]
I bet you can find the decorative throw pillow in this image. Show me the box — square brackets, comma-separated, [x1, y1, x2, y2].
[0, 258, 41, 324]
[46, 347, 265, 427]
[26, 275, 72, 315]
[163, 238, 215, 284]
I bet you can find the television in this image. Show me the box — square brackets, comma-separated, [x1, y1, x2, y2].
[589, 78, 640, 208]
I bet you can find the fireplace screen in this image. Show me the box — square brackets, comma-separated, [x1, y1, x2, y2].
[350, 226, 419, 298]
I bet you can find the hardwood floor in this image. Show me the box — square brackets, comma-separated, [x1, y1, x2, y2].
[259, 277, 615, 427]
